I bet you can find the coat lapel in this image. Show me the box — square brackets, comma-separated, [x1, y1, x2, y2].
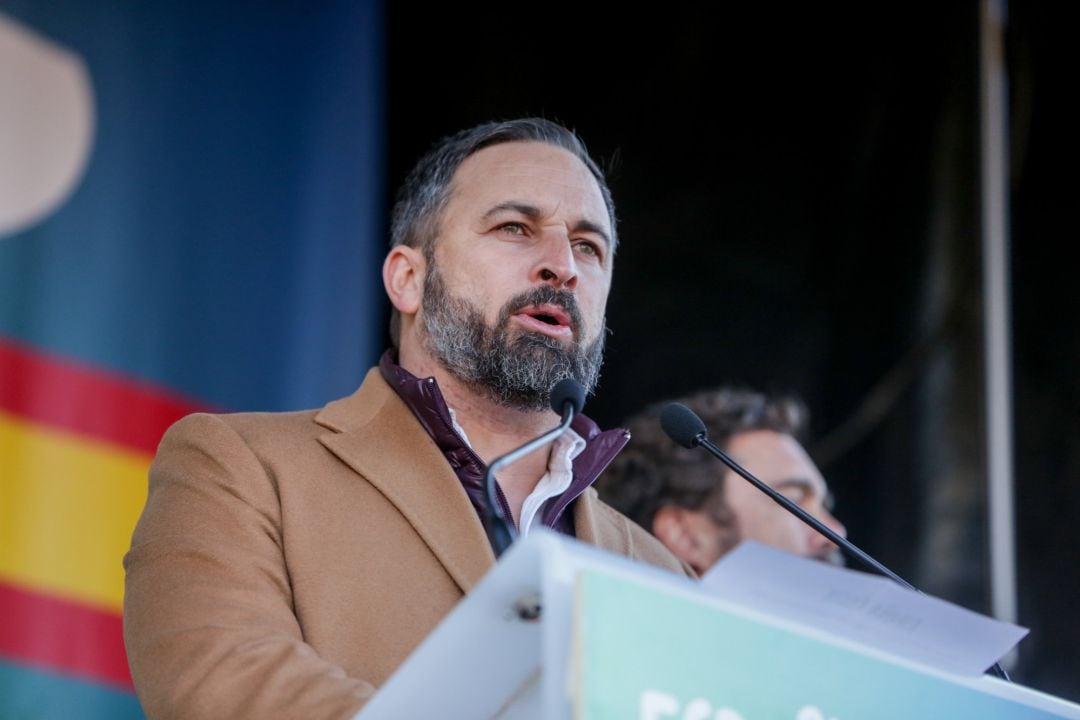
[572, 486, 630, 556]
[315, 369, 495, 594]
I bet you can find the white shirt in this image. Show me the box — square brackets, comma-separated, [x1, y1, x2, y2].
[448, 408, 587, 535]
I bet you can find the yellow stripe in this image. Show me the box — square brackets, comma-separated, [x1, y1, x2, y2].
[0, 411, 149, 611]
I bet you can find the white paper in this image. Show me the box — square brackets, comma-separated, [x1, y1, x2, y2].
[701, 541, 1028, 677]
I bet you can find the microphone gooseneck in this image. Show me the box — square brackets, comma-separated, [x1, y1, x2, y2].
[484, 378, 585, 558]
[659, 402, 1011, 681]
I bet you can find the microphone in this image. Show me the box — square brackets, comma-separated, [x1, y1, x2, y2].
[661, 403, 907, 584]
[660, 402, 1012, 681]
[484, 378, 586, 558]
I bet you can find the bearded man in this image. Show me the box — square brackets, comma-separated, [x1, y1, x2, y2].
[122, 118, 685, 720]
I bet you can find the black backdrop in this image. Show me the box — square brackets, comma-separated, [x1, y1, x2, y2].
[386, 2, 1077, 700]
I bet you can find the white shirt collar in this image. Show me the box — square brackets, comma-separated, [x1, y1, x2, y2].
[447, 407, 586, 535]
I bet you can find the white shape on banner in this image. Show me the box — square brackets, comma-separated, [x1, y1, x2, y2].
[0, 12, 95, 239]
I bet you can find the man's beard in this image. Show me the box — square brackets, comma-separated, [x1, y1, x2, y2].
[421, 262, 606, 412]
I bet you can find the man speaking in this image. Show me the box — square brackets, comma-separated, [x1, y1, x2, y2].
[123, 119, 684, 719]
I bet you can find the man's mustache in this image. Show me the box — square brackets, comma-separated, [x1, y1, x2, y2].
[497, 286, 585, 338]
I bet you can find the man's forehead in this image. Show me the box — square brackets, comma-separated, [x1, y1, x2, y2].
[726, 430, 828, 489]
[447, 142, 611, 229]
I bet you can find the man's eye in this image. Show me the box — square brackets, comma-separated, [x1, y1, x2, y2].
[574, 240, 601, 258]
[498, 222, 526, 235]
[781, 488, 809, 504]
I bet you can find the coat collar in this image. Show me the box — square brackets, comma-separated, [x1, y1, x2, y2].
[315, 369, 495, 594]
[375, 351, 631, 531]
[313, 367, 632, 593]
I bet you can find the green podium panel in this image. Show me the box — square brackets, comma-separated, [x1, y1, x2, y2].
[573, 567, 1077, 720]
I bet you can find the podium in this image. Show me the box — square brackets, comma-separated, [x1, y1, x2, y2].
[356, 530, 1080, 719]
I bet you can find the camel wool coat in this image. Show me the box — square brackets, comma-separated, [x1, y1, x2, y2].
[123, 367, 686, 720]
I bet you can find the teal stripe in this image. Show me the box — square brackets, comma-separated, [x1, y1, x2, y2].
[0, 661, 144, 719]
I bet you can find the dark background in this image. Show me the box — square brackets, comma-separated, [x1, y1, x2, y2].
[386, 3, 1077, 701]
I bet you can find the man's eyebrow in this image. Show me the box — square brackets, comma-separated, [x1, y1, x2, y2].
[482, 202, 611, 248]
[772, 478, 839, 512]
[482, 202, 543, 222]
[572, 218, 612, 248]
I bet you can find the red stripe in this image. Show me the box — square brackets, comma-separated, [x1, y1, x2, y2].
[0, 337, 211, 454]
[0, 582, 133, 690]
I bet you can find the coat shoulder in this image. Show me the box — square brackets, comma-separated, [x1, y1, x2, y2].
[155, 367, 392, 462]
[582, 488, 695, 578]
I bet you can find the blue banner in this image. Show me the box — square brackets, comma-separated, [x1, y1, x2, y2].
[0, 3, 384, 717]
[0, 1, 385, 411]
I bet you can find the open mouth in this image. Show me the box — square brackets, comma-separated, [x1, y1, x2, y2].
[531, 312, 561, 325]
[513, 304, 574, 338]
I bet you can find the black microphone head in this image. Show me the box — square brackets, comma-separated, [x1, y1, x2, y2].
[660, 403, 707, 449]
[550, 378, 586, 416]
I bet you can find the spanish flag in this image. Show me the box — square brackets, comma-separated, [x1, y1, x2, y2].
[0, 340, 202, 715]
[1, 3, 383, 716]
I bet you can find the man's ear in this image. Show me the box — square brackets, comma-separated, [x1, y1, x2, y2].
[383, 245, 425, 316]
[652, 506, 718, 575]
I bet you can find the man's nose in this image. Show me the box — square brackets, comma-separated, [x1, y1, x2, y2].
[809, 507, 846, 551]
[533, 234, 578, 290]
